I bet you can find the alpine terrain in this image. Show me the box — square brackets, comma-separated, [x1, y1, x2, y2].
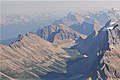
[0, 8, 120, 80]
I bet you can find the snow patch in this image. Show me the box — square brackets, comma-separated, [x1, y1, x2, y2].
[102, 21, 118, 31]
[83, 55, 88, 58]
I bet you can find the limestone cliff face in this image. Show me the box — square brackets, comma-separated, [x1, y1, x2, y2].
[99, 24, 120, 80]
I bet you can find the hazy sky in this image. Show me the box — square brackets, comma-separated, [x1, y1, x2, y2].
[0, 0, 120, 41]
[1, 1, 120, 15]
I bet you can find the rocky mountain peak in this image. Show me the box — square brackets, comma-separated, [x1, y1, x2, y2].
[37, 24, 86, 45]
[67, 12, 75, 16]
[100, 20, 120, 47]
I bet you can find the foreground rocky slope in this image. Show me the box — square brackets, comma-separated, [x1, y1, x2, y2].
[0, 32, 72, 80]
[101, 22, 120, 80]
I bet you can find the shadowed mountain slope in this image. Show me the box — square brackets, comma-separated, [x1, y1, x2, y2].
[40, 20, 120, 80]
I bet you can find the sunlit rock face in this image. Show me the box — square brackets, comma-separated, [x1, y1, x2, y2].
[0, 33, 72, 80]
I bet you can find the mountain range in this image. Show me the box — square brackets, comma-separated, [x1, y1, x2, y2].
[40, 19, 120, 80]
[1, 8, 120, 42]
[0, 8, 120, 80]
